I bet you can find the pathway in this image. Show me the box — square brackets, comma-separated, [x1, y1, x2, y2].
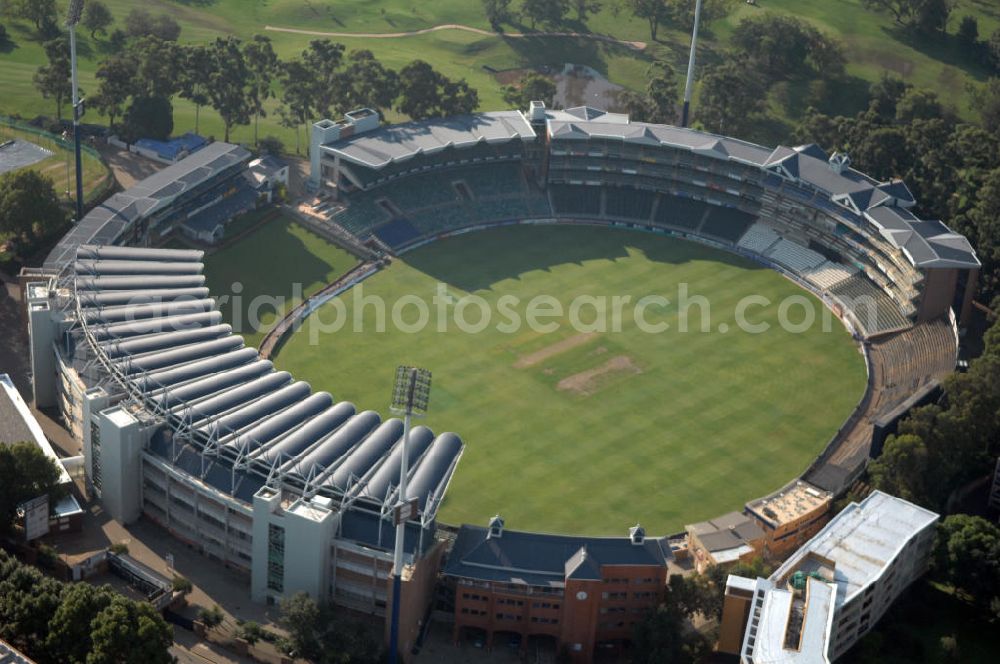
[265, 23, 646, 50]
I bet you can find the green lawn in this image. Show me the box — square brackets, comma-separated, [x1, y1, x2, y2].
[0, 123, 110, 202]
[273, 225, 867, 535]
[202, 212, 360, 349]
[0, 0, 996, 149]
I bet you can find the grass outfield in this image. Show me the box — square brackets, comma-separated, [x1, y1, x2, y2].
[274, 225, 867, 535]
[202, 212, 359, 349]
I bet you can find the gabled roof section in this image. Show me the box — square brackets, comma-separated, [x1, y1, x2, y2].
[321, 111, 536, 170]
[546, 119, 773, 165]
[444, 524, 672, 587]
[876, 179, 915, 207]
[795, 143, 829, 161]
[865, 207, 979, 268]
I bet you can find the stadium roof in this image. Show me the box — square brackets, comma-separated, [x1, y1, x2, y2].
[443, 523, 671, 588]
[45, 142, 250, 270]
[864, 206, 979, 268]
[545, 115, 978, 270]
[770, 491, 938, 609]
[68, 246, 463, 520]
[319, 111, 536, 170]
[546, 119, 775, 166]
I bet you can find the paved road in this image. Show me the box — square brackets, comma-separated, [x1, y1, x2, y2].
[265, 23, 647, 50]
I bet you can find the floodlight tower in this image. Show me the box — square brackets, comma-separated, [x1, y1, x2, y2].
[681, 0, 704, 127]
[66, 0, 86, 221]
[387, 366, 432, 664]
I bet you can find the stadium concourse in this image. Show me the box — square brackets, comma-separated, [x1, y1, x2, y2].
[21, 103, 977, 663]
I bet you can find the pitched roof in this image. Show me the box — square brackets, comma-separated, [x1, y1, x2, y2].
[444, 524, 671, 587]
[321, 111, 536, 170]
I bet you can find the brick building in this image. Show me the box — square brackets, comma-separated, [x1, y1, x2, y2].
[442, 517, 672, 663]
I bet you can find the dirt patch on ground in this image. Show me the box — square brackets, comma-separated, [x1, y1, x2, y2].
[557, 355, 641, 396]
[514, 332, 597, 368]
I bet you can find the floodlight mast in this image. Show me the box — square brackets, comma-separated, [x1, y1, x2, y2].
[387, 366, 431, 664]
[681, 0, 704, 127]
[67, 0, 86, 221]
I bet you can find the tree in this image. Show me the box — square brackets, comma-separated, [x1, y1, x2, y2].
[868, 434, 930, 504]
[278, 59, 315, 154]
[990, 29, 1000, 72]
[236, 621, 264, 646]
[33, 37, 71, 123]
[861, 0, 917, 26]
[0, 441, 64, 532]
[869, 73, 911, 120]
[632, 604, 701, 664]
[278, 593, 322, 661]
[957, 15, 978, 48]
[88, 596, 173, 664]
[300, 39, 346, 119]
[0, 173, 65, 243]
[92, 54, 137, 131]
[615, 60, 678, 123]
[520, 0, 569, 29]
[198, 604, 225, 630]
[731, 13, 846, 82]
[971, 77, 1000, 133]
[82, 1, 114, 39]
[935, 515, 1000, 606]
[894, 87, 947, 123]
[8, 0, 56, 31]
[482, 0, 514, 29]
[501, 71, 556, 109]
[130, 36, 183, 99]
[122, 95, 173, 142]
[695, 60, 768, 137]
[178, 45, 213, 135]
[207, 36, 252, 142]
[397, 60, 479, 120]
[124, 9, 181, 41]
[665, 0, 736, 31]
[913, 0, 953, 34]
[625, 0, 670, 41]
[862, 0, 954, 32]
[44, 583, 114, 662]
[340, 49, 400, 116]
[574, 0, 602, 22]
[244, 35, 280, 145]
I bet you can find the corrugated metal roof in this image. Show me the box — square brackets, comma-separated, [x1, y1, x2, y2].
[321, 111, 535, 170]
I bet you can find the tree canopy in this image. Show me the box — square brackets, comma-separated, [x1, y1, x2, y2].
[0, 170, 65, 243]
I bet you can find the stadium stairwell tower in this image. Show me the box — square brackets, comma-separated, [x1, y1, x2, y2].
[309, 109, 381, 192]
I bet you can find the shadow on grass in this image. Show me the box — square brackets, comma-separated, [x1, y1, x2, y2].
[501, 34, 653, 82]
[403, 223, 763, 293]
[771, 75, 872, 121]
[882, 25, 993, 83]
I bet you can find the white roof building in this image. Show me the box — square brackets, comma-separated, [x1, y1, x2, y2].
[737, 491, 939, 663]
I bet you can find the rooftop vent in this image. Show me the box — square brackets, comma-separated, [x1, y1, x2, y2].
[529, 100, 547, 122]
[488, 514, 505, 539]
[629, 523, 645, 545]
[829, 152, 851, 174]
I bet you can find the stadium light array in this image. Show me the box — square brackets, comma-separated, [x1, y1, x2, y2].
[387, 365, 432, 664]
[390, 366, 432, 417]
[66, 0, 85, 27]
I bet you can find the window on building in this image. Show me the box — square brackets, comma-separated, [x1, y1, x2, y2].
[90, 421, 103, 493]
[267, 523, 285, 593]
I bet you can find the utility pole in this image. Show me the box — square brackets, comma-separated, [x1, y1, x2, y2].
[67, 0, 86, 220]
[682, 0, 704, 127]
